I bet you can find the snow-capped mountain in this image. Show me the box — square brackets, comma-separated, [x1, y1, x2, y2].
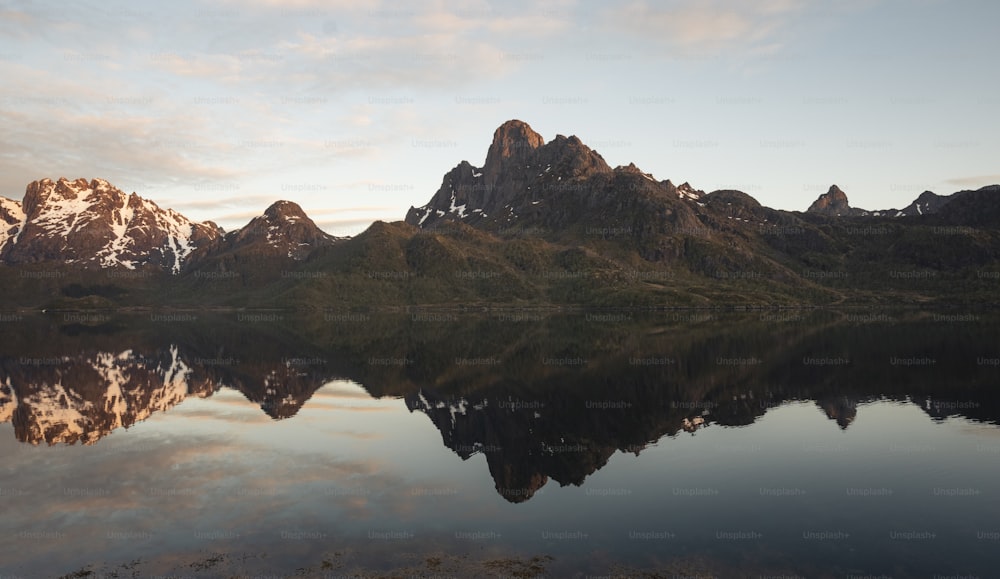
[0, 178, 342, 274]
[0, 178, 222, 273]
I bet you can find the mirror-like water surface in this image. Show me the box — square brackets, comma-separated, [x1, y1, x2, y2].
[1, 310, 998, 577]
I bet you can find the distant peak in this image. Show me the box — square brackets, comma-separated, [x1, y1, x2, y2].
[807, 184, 854, 215]
[264, 199, 307, 220]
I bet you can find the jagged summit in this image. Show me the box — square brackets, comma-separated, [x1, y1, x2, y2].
[665, 180, 704, 201]
[806, 184, 868, 217]
[807, 184, 848, 214]
[406, 120, 706, 233]
[484, 120, 544, 166]
[479, 120, 546, 202]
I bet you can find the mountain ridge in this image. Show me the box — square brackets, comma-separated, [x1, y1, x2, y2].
[2, 120, 999, 308]
[0, 178, 339, 274]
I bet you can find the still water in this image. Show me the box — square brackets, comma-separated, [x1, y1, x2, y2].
[0, 310, 998, 577]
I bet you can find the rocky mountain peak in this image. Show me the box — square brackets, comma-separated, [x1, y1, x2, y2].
[481, 119, 545, 193]
[405, 120, 621, 230]
[23, 177, 121, 219]
[824, 184, 848, 202]
[485, 119, 544, 164]
[263, 200, 309, 222]
[807, 184, 858, 216]
[223, 200, 336, 261]
[675, 182, 703, 200]
[405, 120, 710, 243]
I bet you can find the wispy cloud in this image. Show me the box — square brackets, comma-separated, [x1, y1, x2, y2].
[147, 53, 243, 79]
[944, 175, 1000, 188]
[159, 194, 279, 211]
[0, 0, 557, 205]
[307, 205, 395, 215]
[314, 217, 390, 232]
[608, 0, 805, 57]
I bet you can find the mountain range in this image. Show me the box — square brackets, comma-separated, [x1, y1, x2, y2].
[804, 182, 981, 218]
[0, 177, 337, 273]
[2, 120, 999, 308]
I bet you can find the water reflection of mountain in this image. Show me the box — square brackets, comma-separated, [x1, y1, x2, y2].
[0, 317, 337, 445]
[0, 311, 997, 500]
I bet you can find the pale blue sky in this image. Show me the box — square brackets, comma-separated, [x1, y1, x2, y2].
[1, 0, 997, 235]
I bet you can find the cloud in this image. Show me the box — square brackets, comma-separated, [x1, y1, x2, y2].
[0, 59, 250, 196]
[312, 383, 382, 400]
[314, 217, 393, 230]
[281, 31, 519, 92]
[307, 205, 394, 215]
[413, 2, 574, 36]
[608, 0, 806, 57]
[0, 107, 239, 199]
[219, 0, 378, 9]
[0, 426, 407, 572]
[0, 8, 35, 36]
[159, 194, 279, 211]
[0, 0, 566, 206]
[213, 209, 271, 222]
[944, 175, 1000, 187]
[148, 53, 242, 79]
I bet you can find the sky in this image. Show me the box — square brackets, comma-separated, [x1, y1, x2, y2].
[1, 0, 998, 236]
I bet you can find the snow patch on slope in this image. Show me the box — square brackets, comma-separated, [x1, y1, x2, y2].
[0, 197, 26, 250]
[448, 190, 467, 218]
[20, 380, 94, 445]
[32, 182, 95, 237]
[0, 377, 17, 423]
[676, 183, 702, 201]
[98, 196, 136, 270]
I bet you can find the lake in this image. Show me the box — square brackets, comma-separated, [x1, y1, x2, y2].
[1, 309, 998, 578]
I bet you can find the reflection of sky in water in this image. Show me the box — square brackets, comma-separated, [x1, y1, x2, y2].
[1, 382, 999, 576]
